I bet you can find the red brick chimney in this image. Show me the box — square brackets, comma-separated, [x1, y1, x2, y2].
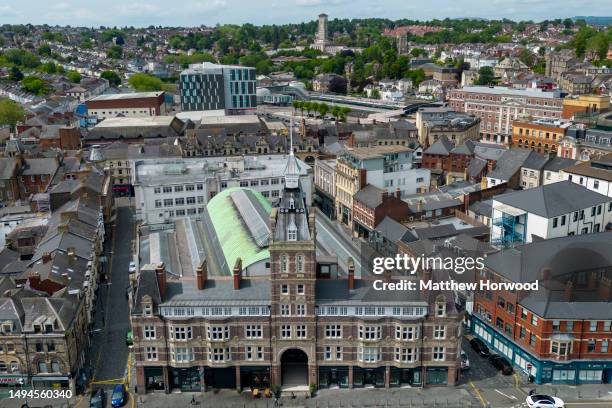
[155, 262, 167, 299]
[233, 258, 242, 290]
[564, 280, 573, 302]
[395, 188, 401, 199]
[348, 257, 355, 290]
[487, 160, 496, 173]
[359, 169, 367, 189]
[196, 260, 207, 290]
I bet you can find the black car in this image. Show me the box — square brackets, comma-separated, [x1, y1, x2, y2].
[90, 388, 106, 408]
[469, 338, 490, 357]
[489, 354, 514, 375]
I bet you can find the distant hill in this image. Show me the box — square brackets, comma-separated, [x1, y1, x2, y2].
[573, 16, 612, 26]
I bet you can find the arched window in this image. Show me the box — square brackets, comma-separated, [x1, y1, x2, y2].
[281, 255, 288, 273]
[517, 139, 523, 148]
[38, 361, 47, 373]
[51, 360, 60, 373]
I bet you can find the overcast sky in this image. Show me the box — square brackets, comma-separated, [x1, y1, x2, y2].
[1, 0, 611, 27]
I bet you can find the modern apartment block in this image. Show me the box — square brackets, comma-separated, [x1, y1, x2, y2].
[130, 153, 462, 394]
[472, 232, 612, 385]
[449, 87, 564, 145]
[179, 62, 256, 113]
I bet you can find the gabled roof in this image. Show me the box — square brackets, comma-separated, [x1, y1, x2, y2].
[424, 136, 453, 156]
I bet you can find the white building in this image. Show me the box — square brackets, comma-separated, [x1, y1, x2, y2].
[490, 181, 612, 245]
[133, 155, 312, 225]
[560, 154, 612, 197]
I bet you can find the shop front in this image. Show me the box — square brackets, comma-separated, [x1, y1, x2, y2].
[389, 367, 421, 387]
[353, 366, 385, 388]
[318, 366, 349, 389]
[169, 366, 201, 392]
[31, 375, 70, 390]
[204, 367, 236, 389]
[240, 366, 270, 390]
[144, 367, 166, 392]
[425, 367, 448, 385]
[0, 375, 28, 387]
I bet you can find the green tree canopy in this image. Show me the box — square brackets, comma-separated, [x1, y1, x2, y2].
[107, 45, 123, 59]
[0, 99, 25, 133]
[21, 75, 50, 96]
[67, 71, 82, 83]
[128, 73, 164, 91]
[475, 66, 496, 85]
[101, 70, 122, 87]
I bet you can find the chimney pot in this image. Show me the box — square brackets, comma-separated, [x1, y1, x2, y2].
[233, 258, 242, 290]
[156, 262, 167, 299]
[196, 260, 207, 290]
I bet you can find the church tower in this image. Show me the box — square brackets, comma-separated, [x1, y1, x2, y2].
[269, 120, 317, 388]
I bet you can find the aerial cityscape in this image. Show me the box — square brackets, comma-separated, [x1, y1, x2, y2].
[0, 3, 611, 408]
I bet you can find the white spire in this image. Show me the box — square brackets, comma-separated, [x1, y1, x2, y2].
[289, 115, 294, 156]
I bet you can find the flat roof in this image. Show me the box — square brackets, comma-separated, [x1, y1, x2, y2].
[200, 114, 261, 126]
[345, 145, 413, 160]
[94, 116, 176, 128]
[461, 86, 562, 99]
[88, 92, 164, 101]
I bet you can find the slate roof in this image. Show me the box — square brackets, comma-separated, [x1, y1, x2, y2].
[353, 184, 384, 209]
[0, 158, 18, 180]
[487, 149, 532, 181]
[424, 136, 453, 156]
[543, 156, 580, 173]
[494, 180, 610, 218]
[522, 151, 549, 171]
[22, 158, 59, 176]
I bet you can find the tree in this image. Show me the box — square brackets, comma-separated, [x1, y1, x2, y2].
[317, 102, 329, 118]
[0, 99, 26, 135]
[21, 75, 49, 95]
[563, 18, 574, 29]
[101, 70, 122, 87]
[107, 45, 123, 59]
[9, 67, 23, 82]
[128, 73, 164, 91]
[291, 100, 301, 115]
[67, 71, 82, 83]
[331, 105, 341, 122]
[475, 66, 496, 85]
[38, 44, 52, 56]
[370, 88, 381, 99]
[339, 107, 351, 122]
[518, 49, 535, 67]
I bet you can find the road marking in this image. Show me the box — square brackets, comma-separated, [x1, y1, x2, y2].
[513, 373, 528, 396]
[566, 403, 612, 406]
[495, 389, 517, 400]
[469, 381, 488, 407]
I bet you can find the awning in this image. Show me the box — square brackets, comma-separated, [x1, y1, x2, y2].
[496, 203, 526, 217]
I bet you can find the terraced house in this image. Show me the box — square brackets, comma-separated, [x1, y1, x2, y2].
[130, 151, 462, 394]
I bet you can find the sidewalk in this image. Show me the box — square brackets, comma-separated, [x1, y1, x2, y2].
[521, 383, 612, 402]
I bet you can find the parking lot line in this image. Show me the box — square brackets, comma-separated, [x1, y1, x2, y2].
[470, 381, 488, 407]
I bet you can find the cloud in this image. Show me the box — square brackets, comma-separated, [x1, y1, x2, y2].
[295, 0, 345, 6]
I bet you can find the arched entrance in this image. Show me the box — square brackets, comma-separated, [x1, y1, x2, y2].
[281, 348, 308, 386]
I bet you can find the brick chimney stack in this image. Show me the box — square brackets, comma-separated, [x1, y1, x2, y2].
[196, 260, 207, 290]
[347, 257, 355, 290]
[233, 258, 242, 290]
[396, 187, 401, 199]
[156, 262, 167, 299]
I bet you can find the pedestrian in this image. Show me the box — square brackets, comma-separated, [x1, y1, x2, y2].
[191, 395, 196, 405]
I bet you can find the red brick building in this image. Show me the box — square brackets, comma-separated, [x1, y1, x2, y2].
[472, 233, 612, 385]
[448, 86, 564, 145]
[352, 185, 410, 237]
[19, 158, 59, 197]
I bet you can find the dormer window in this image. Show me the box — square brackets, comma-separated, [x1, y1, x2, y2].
[44, 324, 53, 333]
[144, 304, 153, 316]
[289, 198, 295, 210]
[1, 323, 11, 334]
[287, 225, 297, 241]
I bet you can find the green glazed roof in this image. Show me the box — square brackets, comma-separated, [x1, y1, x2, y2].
[206, 187, 272, 273]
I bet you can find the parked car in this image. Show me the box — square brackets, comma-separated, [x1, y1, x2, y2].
[128, 262, 137, 274]
[111, 384, 126, 407]
[469, 338, 490, 357]
[526, 394, 565, 407]
[89, 388, 105, 408]
[460, 350, 470, 370]
[489, 354, 513, 375]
